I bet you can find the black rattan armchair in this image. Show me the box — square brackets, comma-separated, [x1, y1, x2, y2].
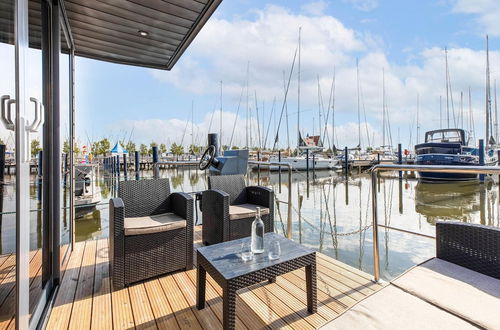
[109, 178, 193, 289]
[202, 175, 274, 245]
[436, 221, 499, 279]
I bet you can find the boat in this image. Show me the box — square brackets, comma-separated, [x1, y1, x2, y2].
[415, 128, 479, 181]
[75, 163, 102, 216]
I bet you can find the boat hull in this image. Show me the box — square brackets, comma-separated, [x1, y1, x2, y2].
[416, 154, 478, 182]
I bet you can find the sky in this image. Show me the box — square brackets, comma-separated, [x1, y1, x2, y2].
[67, 0, 500, 150]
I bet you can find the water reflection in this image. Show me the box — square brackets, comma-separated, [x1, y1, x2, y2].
[415, 182, 480, 223]
[0, 169, 499, 281]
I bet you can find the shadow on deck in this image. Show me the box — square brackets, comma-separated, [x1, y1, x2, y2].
[45, 226, 384, 329]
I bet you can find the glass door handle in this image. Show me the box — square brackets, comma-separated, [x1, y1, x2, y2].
[0, 95, 15, 131]
[27, 97, 43, 132]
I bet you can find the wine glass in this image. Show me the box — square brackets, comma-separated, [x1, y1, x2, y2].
[241, 241, 253, 262]
[268, 240, 281, 260]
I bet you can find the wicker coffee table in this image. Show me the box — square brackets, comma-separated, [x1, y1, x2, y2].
[196, 232, 317, 329]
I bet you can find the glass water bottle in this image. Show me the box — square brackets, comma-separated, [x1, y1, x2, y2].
[251, 207, 265, 254]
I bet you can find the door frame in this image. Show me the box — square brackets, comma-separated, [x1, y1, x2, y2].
[14, 0, 75, 328]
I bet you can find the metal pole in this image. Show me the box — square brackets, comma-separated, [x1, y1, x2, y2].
[371, 169, 380, 282]
[479, 139, 484, 183]
[398, 143, 402, 179]
[287, 165, 292, 239]
[135, 151, 140, 180]
[116, 155, 120, 177]
[312, 153, 315, 178]
[257, 151, 260, 186]
[152, 146, 159, 179]
[278, 150, 282, 194]
[344, 147, 348, 177]
[0, 144, 5, 183]
[123, 154, 127, 180]
[306, 149, 309, 181]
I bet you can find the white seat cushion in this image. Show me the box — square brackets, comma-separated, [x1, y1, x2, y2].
[124, 213, 186, 236]
[392, 258, 500, 329]
[321, 285, 477, 330]
[229, 204, 269, 220]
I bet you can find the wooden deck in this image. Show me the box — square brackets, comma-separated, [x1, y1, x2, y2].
[46, 227, 383, 329]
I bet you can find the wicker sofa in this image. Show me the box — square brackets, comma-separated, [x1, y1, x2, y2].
[321, 222, 500, 329]
[202, 175, 274, 245]
[109, 178, 193, 289]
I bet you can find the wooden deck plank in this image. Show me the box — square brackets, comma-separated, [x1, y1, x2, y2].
[316, 263, 376, 297]
[172, 271, 222, 330]
[47, 236, 383, 330]
[46, 241, 86, 329]
[159, 275, 203, 330]
[264, 280, 327, 328]
[185, 269, 253, 330]
[250, 283, 314, 329]
[69, 239, 97, 330]
[111, 287, 135, 329]
[143, 279, 180, 330]
[200, 270, 271, 329]
[129, 283, 158, 329]
[91, 238, 113, 330]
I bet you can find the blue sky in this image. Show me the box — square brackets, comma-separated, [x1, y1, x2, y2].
[75, 0, 500, 150]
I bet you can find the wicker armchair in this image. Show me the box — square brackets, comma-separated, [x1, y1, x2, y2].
[109, 178, 193, 289]
[436, 221, 499, 279]
[202, 175, 274, 245]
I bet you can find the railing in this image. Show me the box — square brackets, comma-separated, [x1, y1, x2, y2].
[248, 161, 293, 239]
[370, 164, 500, 282]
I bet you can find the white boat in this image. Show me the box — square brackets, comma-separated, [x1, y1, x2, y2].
[252, 154, 341, 171]
[75, 163, 101, 216]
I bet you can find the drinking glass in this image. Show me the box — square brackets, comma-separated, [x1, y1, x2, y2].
[268, 241, 281, 260]
[241, 241, 253, 262]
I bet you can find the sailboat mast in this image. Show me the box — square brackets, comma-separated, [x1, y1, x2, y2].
[382, 68, 386, 147]
[356, 59, 361, 148]
[495, 79, 498, 143]
[332, 66, 336, 151]
[220, 81, 223, 153]
[486, 35, 491, 149]
[191, 100, 194, 148]
[460, 91, 464, 129]
[297, 27, 302, 149]
[246, 62, 249, 149]
[445, 48, 450, 129]
[439, 95, 442, 130]
[416, 94, 420, 144]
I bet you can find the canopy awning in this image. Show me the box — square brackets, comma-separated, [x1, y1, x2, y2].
[63, 0, 222, 70]
[111, 142, 128, 154]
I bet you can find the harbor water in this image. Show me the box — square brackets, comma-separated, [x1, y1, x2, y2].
[2, 168, 499, 281]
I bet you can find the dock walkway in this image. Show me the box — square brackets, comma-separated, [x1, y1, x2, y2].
[44, 226, 384, 329]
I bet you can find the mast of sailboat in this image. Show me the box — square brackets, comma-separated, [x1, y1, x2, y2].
[495, 79, 498, 143]
[382, 68, 386, 148]
[416, 94, 420, 144]
[191, 100, 194, 149]
[297, 26, 302, 150]
[246, 61, 250, 149]
[486, 35, 491, 149]
[220, 80, 223, 153]
[439, 95, 442, 130]
[356, 58, 361, 148]
[332, 66, 336, 151]
[445, 48, 450, 129]
[460, 91, 464, 129]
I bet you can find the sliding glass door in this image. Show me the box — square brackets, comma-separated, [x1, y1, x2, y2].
[0, 0, 74, 328]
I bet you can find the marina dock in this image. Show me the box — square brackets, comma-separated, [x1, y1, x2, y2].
[45, 227, 384, 329]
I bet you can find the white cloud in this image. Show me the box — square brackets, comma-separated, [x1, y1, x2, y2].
[301, 1, 329, 16]
[452, 0, 500, 37]
[146, 4, 500, 149]
[343, 0, 379, 12]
